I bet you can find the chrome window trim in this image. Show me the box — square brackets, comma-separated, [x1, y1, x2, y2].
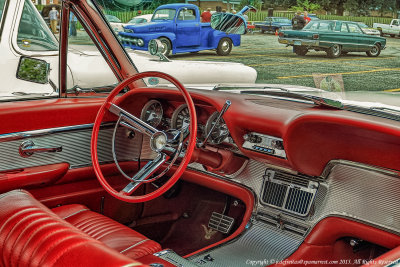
[0, 122, 115, 143]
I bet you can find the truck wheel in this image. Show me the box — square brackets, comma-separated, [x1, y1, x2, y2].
[379, 30, 384, 37]
[158, 37, 171, 56]
[293, 46, 308, 56]
[390, 34, 395, 37]
[261, 29, 265, 33]
[327, 44, 341, 58]
[366, 44, 381, 57]
[216, 38, 233, 56]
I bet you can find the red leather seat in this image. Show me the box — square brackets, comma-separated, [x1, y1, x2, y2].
[0, 190, 155, 266]
[52, 204, 161, 259]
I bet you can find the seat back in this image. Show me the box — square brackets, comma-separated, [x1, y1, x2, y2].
[0, 190, 144, 267]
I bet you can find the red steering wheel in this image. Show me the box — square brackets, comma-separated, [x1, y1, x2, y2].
[91, 71, 197, 203]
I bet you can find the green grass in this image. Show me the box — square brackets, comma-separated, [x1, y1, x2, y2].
[172, 34, 400, 92]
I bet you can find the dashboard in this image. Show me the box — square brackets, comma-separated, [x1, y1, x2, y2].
[139, 99, 230, 146]
[116, 87, 400, 178]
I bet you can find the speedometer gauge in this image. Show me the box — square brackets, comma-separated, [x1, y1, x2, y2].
[205, 112, 229, 144]
[171, 104, 190, 130]
[140, 100, 163, 127]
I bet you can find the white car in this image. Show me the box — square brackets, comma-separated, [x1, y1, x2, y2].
[357, 22, 381, 36]
[0, 0, 256, 98]
[126, 14, 153, 25]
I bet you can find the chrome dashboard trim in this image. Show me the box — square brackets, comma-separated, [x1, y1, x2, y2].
[0, 123, 142, 171]
[0, 123, 97, 142]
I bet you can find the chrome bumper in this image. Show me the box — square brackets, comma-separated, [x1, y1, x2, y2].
[278, 38, 319, 47]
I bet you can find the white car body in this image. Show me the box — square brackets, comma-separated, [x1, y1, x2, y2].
[0, 0, 257, 97]
[373, 19, 400, 36]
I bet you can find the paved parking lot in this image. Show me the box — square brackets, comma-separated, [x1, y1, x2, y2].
[171, 34, 400, 92]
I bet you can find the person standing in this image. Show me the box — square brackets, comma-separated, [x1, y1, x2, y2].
[303, 11, 311, 25]
[69, 13, 77, 37]
[49, 7, 59, 34]
[291, 10, 306, 30]
[201, 8, 212, 22]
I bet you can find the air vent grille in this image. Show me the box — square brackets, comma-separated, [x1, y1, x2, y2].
[284, 188, 313, 215]
[262, 180, 287, 207]
[260, 169, 319, 216]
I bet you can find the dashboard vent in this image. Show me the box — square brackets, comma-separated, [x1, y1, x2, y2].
[260, 169, 319, 216]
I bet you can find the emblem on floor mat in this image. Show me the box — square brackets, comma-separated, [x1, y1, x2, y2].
[202, 224, 217, 239]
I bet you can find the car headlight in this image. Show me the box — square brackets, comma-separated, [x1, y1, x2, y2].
[137, 39, 144, 47]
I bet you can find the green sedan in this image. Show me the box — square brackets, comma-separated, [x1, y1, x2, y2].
[278, 20, 386, 58]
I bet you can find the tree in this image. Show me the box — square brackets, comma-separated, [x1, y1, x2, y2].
[374, 0, 396, 16]
[344, 0, 374, 16]
[289, 0, 320, 12]
[262, 0, 297, 9]
[319, 0, 346, 15]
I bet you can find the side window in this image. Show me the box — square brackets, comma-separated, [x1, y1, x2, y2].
[341, 23, 349, 32]
[348, 24, 362, 33]
[178, 9, 196, 21]
[0, 0, 6, 22]
[17, 0, 58, 51]
[66, 11, 118, 93]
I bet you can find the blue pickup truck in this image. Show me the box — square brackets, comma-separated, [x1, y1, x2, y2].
[119, 4, 241, 56]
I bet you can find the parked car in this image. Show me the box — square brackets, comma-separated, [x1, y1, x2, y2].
[373, 19, 400, 37]
[278, 20, 386, 58]
[105, 14, 124, 33]
[1, 2, 400, 267]
[0, 0, 256, 98]
[119, 3, 241, 56]
[126, 14, 153, 25]
[254, 17, 292, 33]
[357, 22, 381, 36]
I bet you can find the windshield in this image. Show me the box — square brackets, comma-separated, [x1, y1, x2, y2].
[86, 1, 400, 112]
[152, 9, 176, 21]
[357, 22, 369, 28]
[272, 18, 291, 23]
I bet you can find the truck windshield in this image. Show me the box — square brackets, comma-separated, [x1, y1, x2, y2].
[152, 9, 176, 21]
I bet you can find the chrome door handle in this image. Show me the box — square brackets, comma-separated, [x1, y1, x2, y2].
[19, 140, 62, 157]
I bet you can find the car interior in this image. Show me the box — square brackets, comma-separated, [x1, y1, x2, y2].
[0, 0, 399, 267]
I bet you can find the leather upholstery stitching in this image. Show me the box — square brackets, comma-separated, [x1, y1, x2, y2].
[120, 239, 150, 254]
[61, 208, 90, 220]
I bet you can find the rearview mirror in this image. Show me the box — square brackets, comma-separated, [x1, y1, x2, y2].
[16, 57, 50, 84]
[211, 5, 257, 35]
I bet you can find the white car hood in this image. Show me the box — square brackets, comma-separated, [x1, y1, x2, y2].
[74, 49, 257, 87]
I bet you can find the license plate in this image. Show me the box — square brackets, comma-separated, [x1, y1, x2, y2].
[294, 41, 302, 46]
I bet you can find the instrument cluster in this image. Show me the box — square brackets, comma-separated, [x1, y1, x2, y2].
[140, 99, 230, 145]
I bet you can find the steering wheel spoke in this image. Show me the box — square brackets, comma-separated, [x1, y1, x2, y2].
[109, 103, 158, 137]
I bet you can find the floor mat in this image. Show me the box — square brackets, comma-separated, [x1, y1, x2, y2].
[161, 199, 225, 255]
